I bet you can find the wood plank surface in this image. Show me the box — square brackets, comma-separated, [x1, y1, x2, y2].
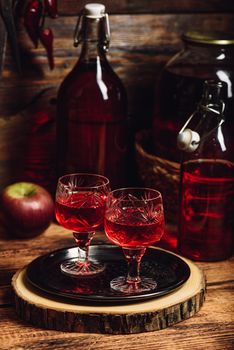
[2, 13, 234, 118]
[56, 0, 234, 15]
[0, 223, 233, 349]
[11, 250, 206, 334]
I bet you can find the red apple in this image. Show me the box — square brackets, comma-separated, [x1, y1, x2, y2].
[1, 182, 54, 238]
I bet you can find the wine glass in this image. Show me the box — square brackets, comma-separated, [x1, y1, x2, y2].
[55, 173, 110, 277]
[104, 188, 164, 294]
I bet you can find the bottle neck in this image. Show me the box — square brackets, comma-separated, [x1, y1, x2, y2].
[79, 41, 107, 63]
[77, 16, 108, 64]
[199, 81, 226, 116]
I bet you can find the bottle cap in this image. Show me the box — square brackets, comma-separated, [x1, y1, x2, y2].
[84, 3, 105, 18]
[182, 31, 234, 46]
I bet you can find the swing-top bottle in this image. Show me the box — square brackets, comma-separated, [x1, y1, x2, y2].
[178, 80, 234, 261]
[56, 3, 128, 188]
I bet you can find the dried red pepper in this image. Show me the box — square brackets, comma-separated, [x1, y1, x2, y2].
[23, 0, 57, 69]
[45, 0, 58, 18]
[39, 27, 54, 70]
[24, 0, 43, 48]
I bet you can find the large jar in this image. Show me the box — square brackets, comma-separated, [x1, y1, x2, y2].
[144, 31, 234, 250]
[153, 31, 234, 163]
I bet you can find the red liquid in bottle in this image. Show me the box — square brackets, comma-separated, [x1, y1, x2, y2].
[56, 4, 129, 188]
[55, 192, 106, 232]
[105, 207, 164, 248]
[57, 61, 127, 188]
[179, 159, 234, 261]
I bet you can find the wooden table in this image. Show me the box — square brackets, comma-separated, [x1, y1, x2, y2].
[0, 223, 233, 350]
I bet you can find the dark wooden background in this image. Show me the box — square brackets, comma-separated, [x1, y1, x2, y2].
[0, 0, 234, 190]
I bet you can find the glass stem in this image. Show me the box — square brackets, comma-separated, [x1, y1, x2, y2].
[73, 232, 95, 265]
[122, 248, 146, 284]
[81, 245, 89, 264]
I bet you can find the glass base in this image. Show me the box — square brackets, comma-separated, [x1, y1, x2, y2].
[60, 258, 106, 277]
[110, 276, 157, 294]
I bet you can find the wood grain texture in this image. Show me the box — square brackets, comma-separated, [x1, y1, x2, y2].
[1, 13, 234, 117]
[12, 253, 205, 334]
[0, 224, 233, 348]
[56, 0, 234, 15]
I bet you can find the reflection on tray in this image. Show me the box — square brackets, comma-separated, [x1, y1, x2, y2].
[26, 245, 190, 304]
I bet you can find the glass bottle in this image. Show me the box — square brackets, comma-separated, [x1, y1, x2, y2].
[151, 31, 234, 249]
[56, 3, 128, 188]
[153, 31, 234, 163]
[178, 80, 234, 261]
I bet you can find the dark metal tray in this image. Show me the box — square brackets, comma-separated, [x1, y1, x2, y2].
[26, 245, 190, 304]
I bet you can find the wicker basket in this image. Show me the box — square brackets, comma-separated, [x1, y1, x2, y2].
[135, 130, 180, 224]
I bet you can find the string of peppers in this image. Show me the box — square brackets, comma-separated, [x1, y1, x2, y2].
[24, 0, 58, 69]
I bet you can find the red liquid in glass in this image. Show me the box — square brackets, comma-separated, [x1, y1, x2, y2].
[105, 207, 164, 248]
[55, 192, 106, 232]
[179, 159, 234, 261]
[57, 61, 128, 188]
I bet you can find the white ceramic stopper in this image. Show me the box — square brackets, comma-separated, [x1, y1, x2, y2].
[84, 3, 105, 18]
[177, 128, 200, 152]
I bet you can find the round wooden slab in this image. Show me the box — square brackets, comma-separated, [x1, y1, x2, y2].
[12, 252, 206, 334]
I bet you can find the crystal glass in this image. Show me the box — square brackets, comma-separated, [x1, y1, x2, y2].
[55, 173, 110, 277]
[104, 188, 164, 294]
